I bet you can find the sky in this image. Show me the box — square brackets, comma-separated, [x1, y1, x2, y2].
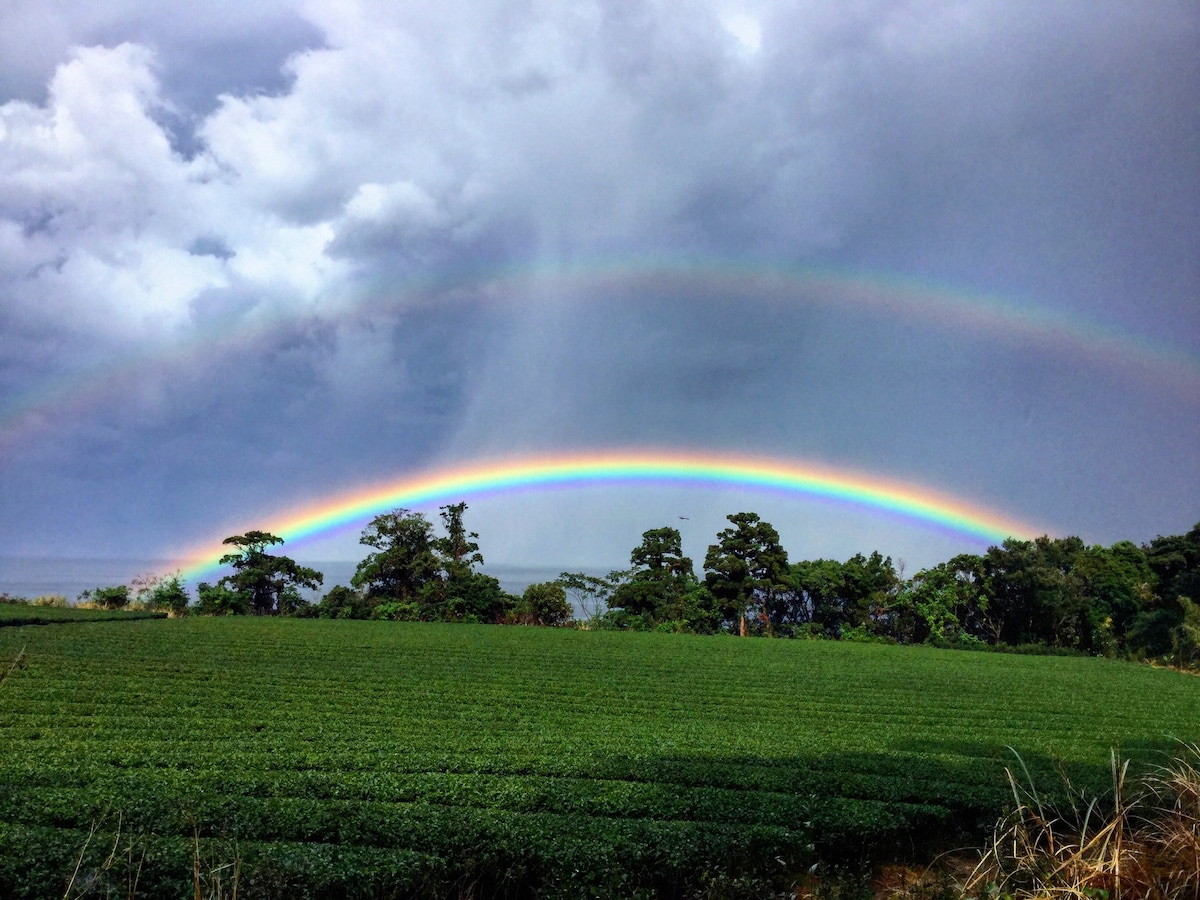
[0, 0, 1197, 587]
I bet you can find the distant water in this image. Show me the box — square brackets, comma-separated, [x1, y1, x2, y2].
[0, 557, 568, 603]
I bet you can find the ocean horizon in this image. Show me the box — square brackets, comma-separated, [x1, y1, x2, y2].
[0, 557, 571, 604]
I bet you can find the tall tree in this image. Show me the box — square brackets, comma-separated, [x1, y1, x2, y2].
[218, 531, 322, 615]
[1136, 522, 1200, 656]
[703, 512, 789, 634]
[611, 527, 697, 623]
[351, 510, 439, 604]
[839, 551, 900, 633]
[1072, 541, 1151, 654]
[787, 558, 844, 634]
[435, 502, 484, 575]
[424, 503, 513, 622]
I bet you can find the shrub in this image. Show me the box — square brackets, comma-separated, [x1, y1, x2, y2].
[371, 599, 420, 621]
[318, 585, 371, 620]
[195, 582, 248, 616]
[839, 625, 895, 644]
[78, 586, 130, 610]
[147, 577, 190, 616]
[514, 582, 574, 627]
[1171, 596, 1200, 669]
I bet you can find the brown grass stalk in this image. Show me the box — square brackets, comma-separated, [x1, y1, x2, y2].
[964, 744, 1200, 900]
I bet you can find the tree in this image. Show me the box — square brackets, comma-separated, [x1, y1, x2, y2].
[611, 527, 699, 625]
[839, 551, 901, 635]
[217, 531, 323, 616]
[515, 582, 574, 626]
[1145, 522, 1200, 606]
[893, 555, 986, 644]
[434, 503, 484, 574]
[558, 571, 623, 623]
[352, 510, 439, 604]
[1072, 541, 1151, 655]
[426, 571, 516, 623]
[1133, 522, 1200, 658]
[978, 536, 1087, 648]
[703, 513, 790, 634]
[426, 503, 511, 622]
[787, 559, 844, 635]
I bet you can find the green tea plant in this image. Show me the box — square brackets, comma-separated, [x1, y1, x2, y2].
[0, 619, 1196, 898]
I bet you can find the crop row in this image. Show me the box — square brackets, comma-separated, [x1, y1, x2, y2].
[0, 759, 1001, 828]
[0, 748, 1003, 811]
[1, 618, 1197, 898]
[0, 603, 166, 626]
[0, 810, 814, 899]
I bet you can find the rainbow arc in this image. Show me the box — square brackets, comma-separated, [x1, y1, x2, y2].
[176, 450, 1045, 582]
[5, 259, 1198, 455]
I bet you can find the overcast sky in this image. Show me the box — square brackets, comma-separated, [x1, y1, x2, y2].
[0, 0, 1197, 583]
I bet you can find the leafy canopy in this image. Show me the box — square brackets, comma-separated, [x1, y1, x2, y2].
[217, 530, 322, 616]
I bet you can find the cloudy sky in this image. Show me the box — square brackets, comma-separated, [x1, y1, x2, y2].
[0, 0, 1197, 584]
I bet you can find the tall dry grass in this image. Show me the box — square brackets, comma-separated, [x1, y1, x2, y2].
[964, 744, 1200, 900]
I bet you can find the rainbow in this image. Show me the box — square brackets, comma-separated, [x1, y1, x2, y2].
[175, 450, 1045, 582]
[4, 258, 1197, 454]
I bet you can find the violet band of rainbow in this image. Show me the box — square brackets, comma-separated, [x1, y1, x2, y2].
[6, 260, 1197, 455]
[175, 450, 1045, 583]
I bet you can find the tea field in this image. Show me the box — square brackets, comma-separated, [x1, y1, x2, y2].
[0, 603, 166, 626]
[0, 618, 1197, 898]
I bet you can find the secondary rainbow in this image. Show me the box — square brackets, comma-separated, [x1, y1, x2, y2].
[176, 450, 1044, 582]
[5, 258, 1197, 455]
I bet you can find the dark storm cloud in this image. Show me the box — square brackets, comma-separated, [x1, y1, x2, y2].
[0, 1, 1196, 570]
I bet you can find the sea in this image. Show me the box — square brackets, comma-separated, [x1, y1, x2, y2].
[0, 558, 568, 604]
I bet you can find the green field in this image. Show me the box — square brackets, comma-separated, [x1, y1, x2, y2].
[0, 602, 167, 626]
[1, 619, 1197, 898]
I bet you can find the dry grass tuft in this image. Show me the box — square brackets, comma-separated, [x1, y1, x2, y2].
[963, 744, 1200, 900]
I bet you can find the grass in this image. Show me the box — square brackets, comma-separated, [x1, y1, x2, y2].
[0, 601, 167, 626]
[0, 618, 1197, 898]
[963, 744, 1200, 900]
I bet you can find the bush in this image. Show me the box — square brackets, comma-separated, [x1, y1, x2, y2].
[78, 586, 129, 610]
[926, 633, 988, 652]
[147, 576, 190, 616]
[371, 599, 420, 621]
[513, 583, 574, 627]
[195, 582, 248, 616]
[839, 625, 895, 644]
[792, 623, 830, 640]
[1172, 596, 1200, 669]
[318, 585, 372, 620]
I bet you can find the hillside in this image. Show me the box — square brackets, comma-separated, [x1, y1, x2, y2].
[1, 619, 1196, 898]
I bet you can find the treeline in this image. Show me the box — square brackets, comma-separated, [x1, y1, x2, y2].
[31, 504, 1200, 667]
[572, 514, 1200, 667]
[193, 503, 573, 626]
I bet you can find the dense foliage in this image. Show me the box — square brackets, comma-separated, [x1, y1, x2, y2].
[1, 619, 1196, 898]
[579, 519, 1200, 669]
[33, 507, 1200, 668]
